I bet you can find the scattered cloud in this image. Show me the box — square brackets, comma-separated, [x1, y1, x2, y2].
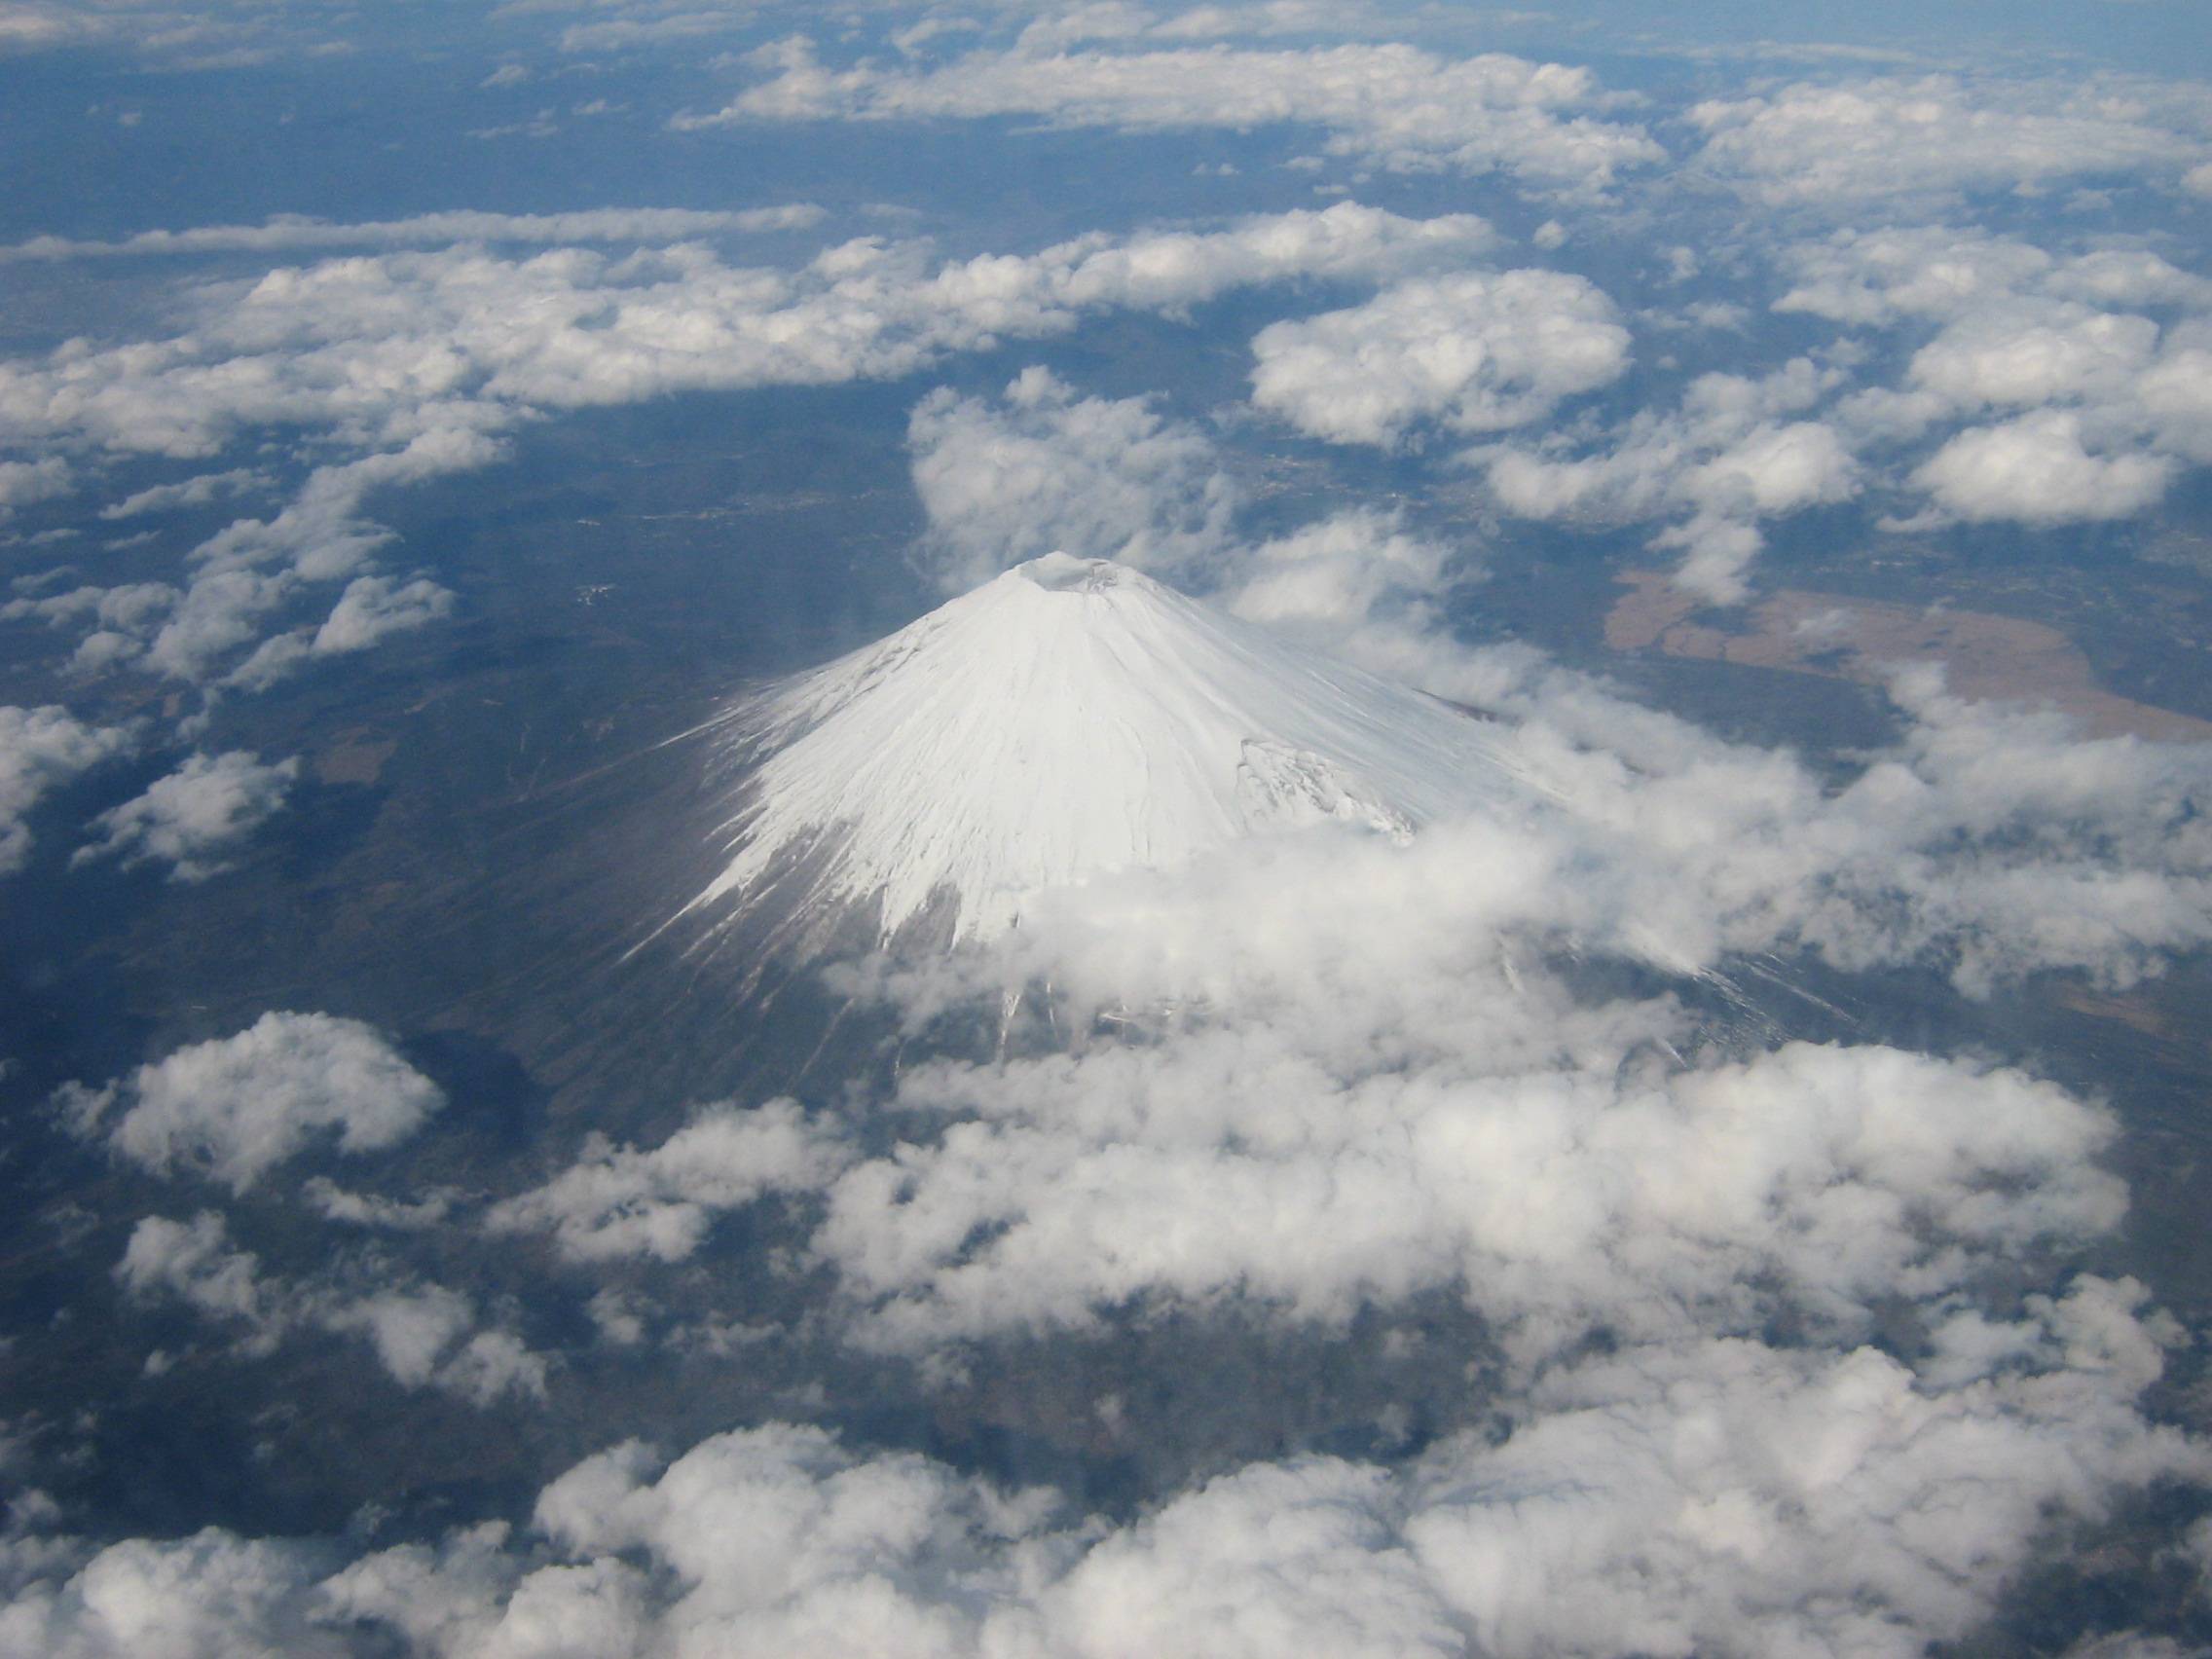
[903, 368, 1471, 652]
[301, 1177, 453, 1231]
[72, 749, 299, 880]
[1764, 226, 2212, 534]
[226, 573, 459, 690]
[59, 1010, 444, 1193]
[0, 2, 115, 55]
[0, 454, 70, 515]
[1481, 355, 1859, 601]
[0, 202, 1490, 688]
[117, 1210, 546, 1404]
[5, 1293, 2202, 1658]
[99, 466, 272, 519]
[676, 619, 2211, 1352]
[0, 703, 134, 874]
[484, 1100, 846, 1262]
[0, 0, 356, 67]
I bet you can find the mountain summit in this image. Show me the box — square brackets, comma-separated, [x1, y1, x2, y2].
[680, 553, 1540, 949]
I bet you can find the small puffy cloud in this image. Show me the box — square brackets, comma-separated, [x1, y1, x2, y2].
[1678, 418, 1857, 516]
[484, 1100, 848, 1262]
[1659, 420, 1857, 598]
[1914, 410, 2175, 523]
[434, 1330, 551, 1408]
[0, 704, 134, 873]
[1482, 356, 1857, 601]
[2134, 331, 2212, 464]
[689, 38, 1664, 198]
[313, 572, 456, 652]
[60, 1010, 443, 1193]
[73, 750, 299, 881]
[326, 1286, 470, 1387]
[117, 1211, 545, 1404]
[300, 1178, 451, 1230]
[907, 368, 1239, 591]
[117, 1211, 287, 1348]
[1908, 303, 2161, 411]
[1047, 202, 1496, 314]
[324, 1287, 549, 1405]
[1249, 270, 1629, 446]
[138, 568, 302, 686]
[1224, 508, 1453, 636]
[98, 467, 271, 519]
[528, 1424, 1060, 1641]
[0, 454, 70, 514]
[226, 575, 458, 690]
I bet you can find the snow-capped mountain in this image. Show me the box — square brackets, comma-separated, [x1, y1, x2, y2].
[678, 553, 1543, 949]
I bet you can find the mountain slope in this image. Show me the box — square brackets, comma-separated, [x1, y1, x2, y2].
[681, 553, 1544, 947]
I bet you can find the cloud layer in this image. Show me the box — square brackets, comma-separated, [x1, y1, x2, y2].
[2, 1285, 2199, 1658]
[0, 202, 1491, 692]
[692, 36, 1664, 198]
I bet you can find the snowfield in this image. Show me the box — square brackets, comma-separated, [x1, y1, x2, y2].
[684, 553, 1544, 944]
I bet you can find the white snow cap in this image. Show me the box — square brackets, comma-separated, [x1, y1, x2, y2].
[689, 553, 1540, 945]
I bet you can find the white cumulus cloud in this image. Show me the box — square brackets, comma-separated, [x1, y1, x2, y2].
[0, 703, 134, 874]
[73, 749, 299, 881]
[60, 1010, 444, 1193]
[484, 1101, 848, 1263]
[1249, 270, 1630, 447]
[907, 367, 1239, 592]
[1914, 409, 2176, 523]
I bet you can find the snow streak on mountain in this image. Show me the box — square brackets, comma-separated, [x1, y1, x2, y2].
[681, 553, 1546, 948]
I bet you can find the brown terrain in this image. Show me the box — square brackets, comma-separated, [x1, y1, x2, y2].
[315, 729, 398, 786]
[1605, 570, 2212, 743]
[1606, 571, 2212, 1045]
